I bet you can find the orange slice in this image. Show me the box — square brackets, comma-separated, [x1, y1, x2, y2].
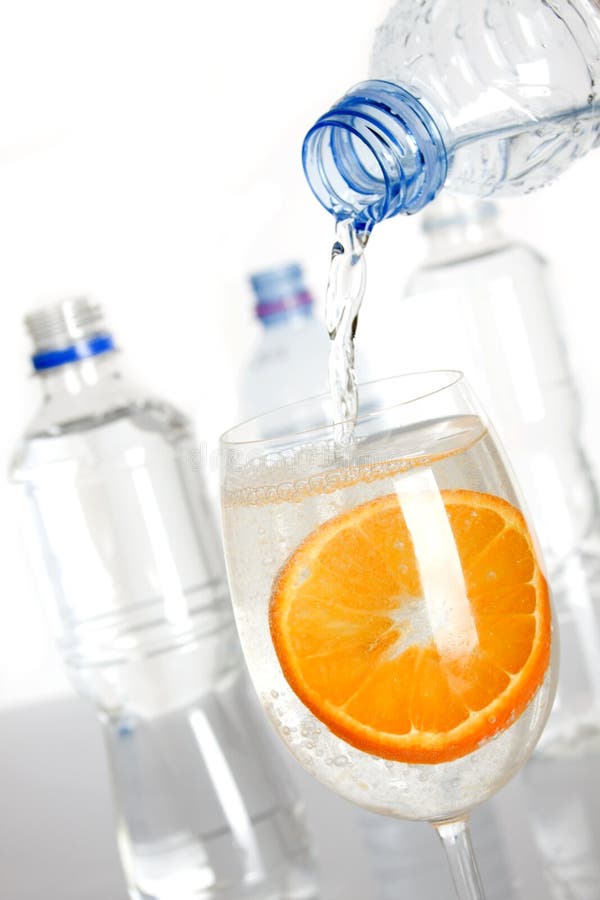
[270, 489, 551, 764]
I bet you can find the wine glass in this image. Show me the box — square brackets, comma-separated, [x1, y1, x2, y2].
[220, 371, 557, 899]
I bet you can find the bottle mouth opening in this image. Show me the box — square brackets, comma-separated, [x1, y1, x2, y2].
[302, 80, 448, 226]
[302, 115, 398, 228]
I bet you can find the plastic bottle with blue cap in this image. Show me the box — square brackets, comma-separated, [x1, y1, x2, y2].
[238, 263, 330, 430]
[303, 0, 600, 231]
[9, 297, 318, 900]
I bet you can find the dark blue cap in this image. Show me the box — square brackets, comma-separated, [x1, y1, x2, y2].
[32, 334, 116, 371]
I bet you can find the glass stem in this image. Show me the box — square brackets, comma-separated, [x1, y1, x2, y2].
[435, 818, 487, 900]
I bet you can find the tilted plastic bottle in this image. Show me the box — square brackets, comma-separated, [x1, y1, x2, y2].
[9, 298, 318, 900]
[397, 196, 600, 754]
[303, 0, 600, 229]
[237, 263, 329, 423]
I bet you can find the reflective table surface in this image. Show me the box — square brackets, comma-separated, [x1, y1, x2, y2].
[1, 696, 599, 899]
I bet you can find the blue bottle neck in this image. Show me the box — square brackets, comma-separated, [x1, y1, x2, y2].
[302, 80, 448, 229]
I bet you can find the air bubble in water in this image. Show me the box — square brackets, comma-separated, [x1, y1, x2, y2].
[333, 755, 349, 767]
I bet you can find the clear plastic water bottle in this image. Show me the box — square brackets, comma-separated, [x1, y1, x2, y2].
[9, 297, 318, 900]
[397, 195, 600, 755]
[303, 0, 600, 229]
[238, 263, 329, 424]
[238, 262, 372, 432]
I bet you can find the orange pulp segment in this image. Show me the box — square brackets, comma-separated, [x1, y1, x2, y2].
[269, 489, 551, 764]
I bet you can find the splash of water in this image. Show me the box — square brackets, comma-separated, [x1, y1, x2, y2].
[325, 219, 369, 443]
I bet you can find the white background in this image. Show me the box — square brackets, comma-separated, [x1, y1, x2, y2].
[0, 0, 598, 707]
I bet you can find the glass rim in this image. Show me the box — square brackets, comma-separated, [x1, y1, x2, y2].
[220, 369, 465, 447]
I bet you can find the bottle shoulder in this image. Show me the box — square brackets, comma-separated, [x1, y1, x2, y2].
[370, 1, 600, 124]
[370, 2, 600, 198]
[11, 376, 194, 480]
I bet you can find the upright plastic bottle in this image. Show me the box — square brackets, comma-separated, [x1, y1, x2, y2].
[303, 0, 600, 229]
[238, 262, 372, 433]
[398, 196, 600, 753]
[238, 263, 329, 423]
[10, 298, 318, 900]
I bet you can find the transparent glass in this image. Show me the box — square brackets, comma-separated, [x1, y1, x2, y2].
[220, 371, 558, 900]
[401, 197, 600, 755]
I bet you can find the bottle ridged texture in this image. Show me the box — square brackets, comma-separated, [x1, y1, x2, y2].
[25, 297, 106, 353]
[370, 0, 600, 195]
